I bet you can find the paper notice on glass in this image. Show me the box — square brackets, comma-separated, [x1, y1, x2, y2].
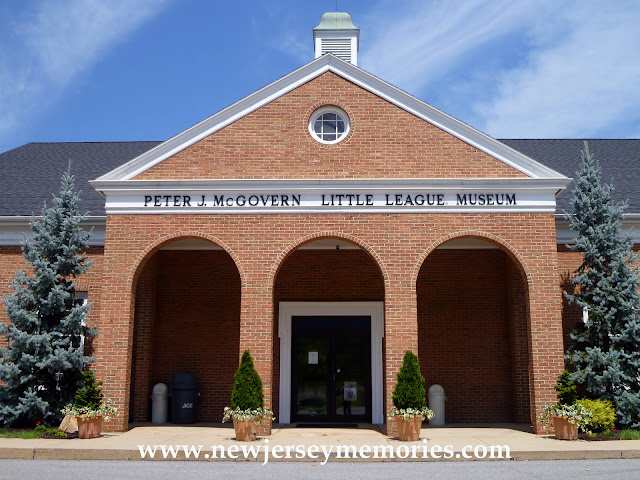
[344, 382, 357, 401]
[308, 351, 318, 365]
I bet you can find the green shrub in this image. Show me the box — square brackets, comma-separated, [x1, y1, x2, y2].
[555, 370, 577, 406]
[231, 350, 264, 410]
[577, 399, 616, 432]
[74, 370, 104, 410]
[392, 351, 426, 410]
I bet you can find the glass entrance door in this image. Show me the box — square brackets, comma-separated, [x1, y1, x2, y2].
[291, 316, 371, 422]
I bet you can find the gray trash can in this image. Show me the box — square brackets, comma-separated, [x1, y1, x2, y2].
[428, 384, 446, 426]
[151, 383, 169, 424]
[171, 372, 199, 424]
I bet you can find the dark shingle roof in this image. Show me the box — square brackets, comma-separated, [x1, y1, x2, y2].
[0, 142, 160, 216]
[499, 139, 640, 213]
[1, 139, 638, 216]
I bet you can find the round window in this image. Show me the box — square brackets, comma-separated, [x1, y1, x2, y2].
[309, 106, 350, 144]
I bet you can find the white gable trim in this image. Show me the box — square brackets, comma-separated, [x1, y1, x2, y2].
[96, 55, 567, 182]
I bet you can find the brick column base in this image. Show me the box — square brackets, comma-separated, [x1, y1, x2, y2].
[258, 417, 272, 436]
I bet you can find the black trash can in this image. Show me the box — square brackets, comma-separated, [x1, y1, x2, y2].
[171, 372, 198, 424]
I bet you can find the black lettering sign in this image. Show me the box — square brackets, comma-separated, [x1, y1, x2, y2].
[139, 192, 518, 209]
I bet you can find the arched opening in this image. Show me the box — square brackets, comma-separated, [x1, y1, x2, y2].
[417, 236, 531, 424]
[272, 237, 386, 424]
[129, 237, 241, 424]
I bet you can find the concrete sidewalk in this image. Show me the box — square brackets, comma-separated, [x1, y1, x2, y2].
[0, 423, 639, 462]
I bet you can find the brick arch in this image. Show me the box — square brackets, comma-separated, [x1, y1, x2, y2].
[267, 231, 390, 295]
[127, 231, 246, 295]
[411, 230, 532, 290]
[127, 231, 244, 424]
[413, 230, 534, 424]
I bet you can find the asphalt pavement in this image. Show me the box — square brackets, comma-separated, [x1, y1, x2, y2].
[1, 458, 640, 480]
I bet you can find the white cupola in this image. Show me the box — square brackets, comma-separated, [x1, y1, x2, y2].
[313, 12, 360, 65]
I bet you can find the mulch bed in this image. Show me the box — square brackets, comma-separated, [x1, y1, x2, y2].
[577, 432, 620, 441]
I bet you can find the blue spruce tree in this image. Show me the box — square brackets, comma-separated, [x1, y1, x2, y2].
[0, 172, 95, 427]
[565, 142, 640, 428]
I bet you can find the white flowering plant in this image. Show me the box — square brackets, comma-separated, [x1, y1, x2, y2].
[537, 403, 593, 433]
[61, 398, 118, 422]
[222, 406, 275, 425]
[387, 406, 434, 422]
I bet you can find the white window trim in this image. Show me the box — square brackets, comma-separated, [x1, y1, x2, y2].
[278, 301, 384, 424]
[308, 106, 350, 144]
[73, 291, 88, 353]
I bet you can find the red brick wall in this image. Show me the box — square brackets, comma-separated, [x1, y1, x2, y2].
[0, 246, 104, 344]
[93, 213, 563, 434]
[508, 259, 532, 423]
[130, 250, 241, 422]
[130, 254, 158, 422]
[135, 72, 527, 181]
[557, 245, 584, 350]
[417, 249, 530, 423]
[555, 245, 640, 355]
[272, 249, 385, 417]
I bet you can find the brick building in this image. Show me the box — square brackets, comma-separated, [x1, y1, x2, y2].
[1, 12, 639, 434]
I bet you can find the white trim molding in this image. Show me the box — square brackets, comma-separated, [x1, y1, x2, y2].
[278, 301, 384, 425]
[90, 178, 571, 215]
[556, 213, 640, 244]
[0, 216, 106, 246]
[94, 55, 568, 182]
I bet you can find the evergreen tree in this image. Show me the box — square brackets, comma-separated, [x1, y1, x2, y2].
[554, 370, 578, 406]
[74, 370, 104, 410]
[0, 172, 94, 427]
[565, 142, 640, 427]
[231, 350, 264, 410]
[392, 351, 426, 410]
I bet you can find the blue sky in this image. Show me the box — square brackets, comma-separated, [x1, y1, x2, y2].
[0, 0, 639, 153]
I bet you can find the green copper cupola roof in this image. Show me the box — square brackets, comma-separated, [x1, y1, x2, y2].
[313, 12, 360, 31]
[313, 12, 360, 65]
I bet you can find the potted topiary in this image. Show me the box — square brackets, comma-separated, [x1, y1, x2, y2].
[61, 369, 118, 439]
[388, 351, 434, 441]
[222, 350, 274, 441]
[538, 370, 592, 440]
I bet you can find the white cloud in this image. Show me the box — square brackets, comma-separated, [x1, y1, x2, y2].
[477, 4, 640, 138]
[360, 0, 538, 94]
[0, 0, 171, 147]
[359, 0, 640, 138]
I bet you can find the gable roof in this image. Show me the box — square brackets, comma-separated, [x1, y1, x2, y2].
[1, 139, 638, 216]
[2, 139, 636, 217]
[95, 54, 566, 181]
[500, 139, 640, 213]
[0, 142, 160, 216]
